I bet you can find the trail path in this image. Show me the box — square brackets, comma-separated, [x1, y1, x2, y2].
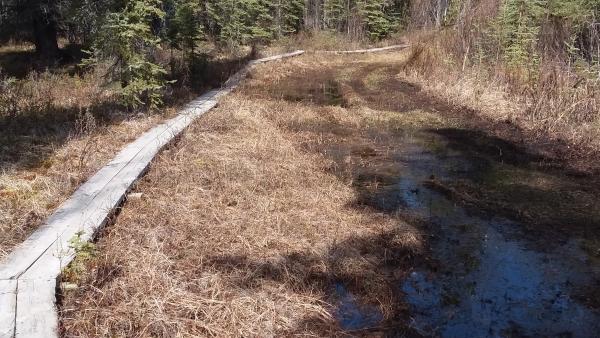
[0, 45, 409, 338]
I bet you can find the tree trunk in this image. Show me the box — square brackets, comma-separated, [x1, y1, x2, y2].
[304, 0, 322, 30]
[32, 7, 60, 60]
[435, 0, 449, 28]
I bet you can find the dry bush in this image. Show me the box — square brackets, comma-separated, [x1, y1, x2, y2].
[0, 69, 107, 117]
[266, 30, 402, 55]
[268, 30, 361, 53]
[400, 0, 600, 159]
[401, 28, 600, 159]
[0, 54, 172, 258]
[409, 0, 440, 28]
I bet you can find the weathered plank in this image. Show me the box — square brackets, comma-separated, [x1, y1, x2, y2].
[320, 44, 409, 54]
[15, 279, 57, 338]
[0, 280, 17, 338]
[0, 121, 175, 280]
[22, 102, 218, 279]
[0, 94, 221, 281]
[22, 102, 221, 279]
[251, 50, 305, 64]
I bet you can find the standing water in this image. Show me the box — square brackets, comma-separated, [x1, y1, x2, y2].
[261, 64, 600, 336]
[328, 128, 600, 337]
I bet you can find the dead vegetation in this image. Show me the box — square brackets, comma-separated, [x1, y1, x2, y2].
[265, 30, 407, 56]
[55, 44, 596, 337]
[59, 48, 600, 337]
[59, 54, 426, 336]
[400, 29, 600, 168]
[0, 50, 172, 258]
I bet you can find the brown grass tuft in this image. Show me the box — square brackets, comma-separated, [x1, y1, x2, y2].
[0, 41, 255, 258]
[58, 46, 600, 336]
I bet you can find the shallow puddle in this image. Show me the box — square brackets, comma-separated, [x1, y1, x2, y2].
[328, 128, 600, 337]
[334, 282, 384, 331]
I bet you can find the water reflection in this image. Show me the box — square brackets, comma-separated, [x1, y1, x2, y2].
[333, 129, 600, 336]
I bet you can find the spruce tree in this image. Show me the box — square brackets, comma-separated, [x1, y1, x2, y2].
[324, 0, 348, 32]
[85, 0, 168, 109]
[207, 0, 273, 47]
[496, 0, 546, 68]
[171, 0, 204, 59]
[244, 0, 275, 46]
[359, 0, 393, 40]
[273, 0, 305, 36]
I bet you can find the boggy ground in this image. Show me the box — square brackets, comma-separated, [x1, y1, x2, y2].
[60, 52, 600, 336]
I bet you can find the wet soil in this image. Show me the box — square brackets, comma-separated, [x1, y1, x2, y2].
[253, 56, 600, 336]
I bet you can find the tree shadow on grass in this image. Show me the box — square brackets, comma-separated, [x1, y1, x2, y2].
[425, 127, 600, 243]
[202, 225, 425, 336]
[211, 58, 600, 335]
[0, 44, 87, 79]
[266, 59, 600, 244]
[169, 52, 254, 94]
[0, 100, 134, 172]
[0, 52, 258, 173]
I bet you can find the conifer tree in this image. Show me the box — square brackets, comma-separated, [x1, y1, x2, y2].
[496, 0, 546, 68]
[324, 0, 348, 32]
[206, 0, 274, 47]
[244, 0, 275, 45]
[359, 0, 393, 40]
[171, 0, 204, 59]
[273, 0, 305, 36]
[85, 0, 168, 109]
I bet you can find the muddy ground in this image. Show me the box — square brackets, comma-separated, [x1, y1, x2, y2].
[61, 52, 600, 337]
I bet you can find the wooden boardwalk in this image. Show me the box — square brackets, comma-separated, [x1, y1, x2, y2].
[0, 51, 303, 338]
[0, 45, 408, 338]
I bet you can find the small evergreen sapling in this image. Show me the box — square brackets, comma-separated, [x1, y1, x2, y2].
[83, 0, 169, 109]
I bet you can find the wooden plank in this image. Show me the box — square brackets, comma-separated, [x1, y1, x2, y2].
[251, 50, 304, 64]
[21, 94, 221, 280]
[15, 279, 57, 338]
[320, 44, 409, 54]
[0, 94, 221, 280]
[0, 122, 174, 280]
[2, 51, 298, 335]
[0, 280, 17, 338]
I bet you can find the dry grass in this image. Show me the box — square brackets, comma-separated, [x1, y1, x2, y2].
[400, 30, 600, 167]
[0, 68, 171, 257]
[0, 40, 258, 258]
[60, 54, 425, 336]
[265, 30, 407, 56]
